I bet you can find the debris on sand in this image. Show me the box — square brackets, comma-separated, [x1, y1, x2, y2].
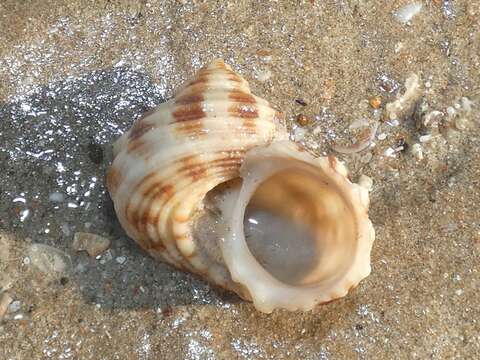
[296, 114, 311, 126]
[8, 300, 21, 313]
[27, 244, 71, 276]
[394, 3, 423, 24]
[385, 74, 422, 121]
[0, 292, 13, 320]
[358, 175, 373, 192]
[73, 232, 111, 257]
[411, 143, 424, 160]
[331, 122, 379, 154]
[0, 234, 10, 265]
[369, 96, 382, 109]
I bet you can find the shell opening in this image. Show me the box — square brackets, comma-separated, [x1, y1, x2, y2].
[204, 142, 372, 312]
[242, 167, 357, 287]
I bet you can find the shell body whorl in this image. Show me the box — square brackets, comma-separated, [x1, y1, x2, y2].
[108, 60, 285, 295]
[108, 60, 375, 312]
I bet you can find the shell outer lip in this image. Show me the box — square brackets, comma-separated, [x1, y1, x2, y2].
[219, 141, 375, 313]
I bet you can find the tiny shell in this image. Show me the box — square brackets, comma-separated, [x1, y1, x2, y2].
[107, 60, 375, 312]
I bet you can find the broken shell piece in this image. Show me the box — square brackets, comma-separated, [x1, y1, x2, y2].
[331, 122, 379, 154]
[73, 232, 111, 257]
[385, 74, 422, 121]
[107, 60, 375, 312]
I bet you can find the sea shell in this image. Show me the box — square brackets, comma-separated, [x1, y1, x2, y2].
[107, 59, 375, 312]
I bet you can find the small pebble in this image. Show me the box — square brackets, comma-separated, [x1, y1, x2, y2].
[461, 97, 473, 113]
[455, 289, 463, 296]
[349, 118, 369, 130]
[454, 118, 469, 131]
[394, 42, 404, 53]
[293, 127, 307, 141]
[387, 119, 400, 127]
[115, 256, 127, 265]
[369, 96, 382, 109]
[360, 152, 373, 164]
[394, 3, 423, 24]
[384, 147, 396, 157]
[419, 134, 432, 143]
[8, 300, 21, 313]
[73, 232, 111, 257]
[411, 143, 423, 160]
[377, 133, 387, 140]
[296, 114, 311, 126]
[255, 68, 272, 82]
[49, 192, 64, 203]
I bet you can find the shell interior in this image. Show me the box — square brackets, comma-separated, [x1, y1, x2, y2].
[243, 167, 357, 287]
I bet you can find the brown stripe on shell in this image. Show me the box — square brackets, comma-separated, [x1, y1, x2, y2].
[135, 162, 241, 229]
[274, 110, 285, 121]
[128, 151, 244, 224]
[242, 119, 258, 135]
[228, 103, 259, 119]
[125, 172, 166, 223]
[144, 234, 166, 251]
[129, 157, 243, 232]
[136, 165, 243, 264]
[106, 167, 122, 195]
[129, 120, 155, 141]
[172, 103, 206, 122]
[228, 74, 243, 83]
[174, 120, 207, 138]
[228, 89, 256, 104]
[177, 154, 208, 181]
[126, 147, 247, 226]
[138, 167, 239, 261]
[175, 93, 204, 106]
[188, 76, 210, 87]
[133, 183, 176, 228]
[127, 136, 149, 155]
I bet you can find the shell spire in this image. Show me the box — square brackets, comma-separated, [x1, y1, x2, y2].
[107, 59, 375, 312]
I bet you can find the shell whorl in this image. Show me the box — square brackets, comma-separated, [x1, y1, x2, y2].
[107, 60, 285, 293]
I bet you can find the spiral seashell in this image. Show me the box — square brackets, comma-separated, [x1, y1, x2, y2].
[107, 59, 375, 312]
